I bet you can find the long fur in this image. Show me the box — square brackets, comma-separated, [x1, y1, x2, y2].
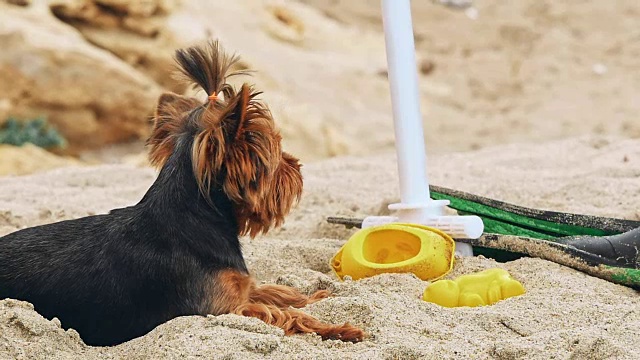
[0, 40, 364, 346]
[146, 92, 201, 167]
[151, 42, 301, 237]
[174, 40, 250, 103]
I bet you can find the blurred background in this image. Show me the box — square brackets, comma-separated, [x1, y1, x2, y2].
[1, 0, 639, 176]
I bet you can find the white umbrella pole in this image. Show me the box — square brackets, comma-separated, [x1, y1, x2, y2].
[364, 0, 482, 255]
[381, 0, 431, 208]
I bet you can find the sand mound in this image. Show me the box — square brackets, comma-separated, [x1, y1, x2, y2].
[0, 144, 80, 176]
[1, 136, 639, 359]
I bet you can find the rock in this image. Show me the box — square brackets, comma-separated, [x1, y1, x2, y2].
[49, 0, 187, 92]
[48, 0, 395, 161]
[94, 0, 166, 17]
[0, 144, 80, 176]
[49, 0, 178, 33]
[59, 24, 186, 92]
[263, 5, 306, 45]
[49, 0, 121, 28]
[0, 99, 11, 124]
[3, 0, 31, 6]
[0, 3, 162, 153]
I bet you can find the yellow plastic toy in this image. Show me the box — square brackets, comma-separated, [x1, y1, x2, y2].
[331, 223, 455, 281]
[423, 268, 525, 307]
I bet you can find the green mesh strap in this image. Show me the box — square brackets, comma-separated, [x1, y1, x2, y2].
[468, 215, 557, 240]
[431, 191, 611, 239]
[608, 267, 640, 286]
[462, 234, 640, 289]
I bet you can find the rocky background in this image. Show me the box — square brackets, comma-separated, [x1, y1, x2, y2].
[1, 0, 639, 174]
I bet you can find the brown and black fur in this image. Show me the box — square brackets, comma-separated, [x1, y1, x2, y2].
[0, 41, 364, 346]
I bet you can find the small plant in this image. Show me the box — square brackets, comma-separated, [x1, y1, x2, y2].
[0, 117, 67, 149]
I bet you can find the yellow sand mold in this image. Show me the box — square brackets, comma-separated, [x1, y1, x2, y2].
[331, 223, 455, 281]
[423, 268, 525, 307]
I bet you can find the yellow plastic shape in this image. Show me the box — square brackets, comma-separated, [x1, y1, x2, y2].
[423, 268, 525, 307]
[331, 223, 455, 281]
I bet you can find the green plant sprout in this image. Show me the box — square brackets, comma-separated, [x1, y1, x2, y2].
[0, 117, 67, 149]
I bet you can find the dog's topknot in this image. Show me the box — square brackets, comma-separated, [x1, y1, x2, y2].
[147, 41, 303, 238]
[174, 40, 249, 102]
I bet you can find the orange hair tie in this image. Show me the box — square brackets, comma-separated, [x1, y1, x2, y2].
[208, 92, 217, 102]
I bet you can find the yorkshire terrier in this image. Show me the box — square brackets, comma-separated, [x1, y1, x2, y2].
[0, 41, 364, 346]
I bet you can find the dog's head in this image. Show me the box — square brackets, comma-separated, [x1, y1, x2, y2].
[146, 41, 302, 238]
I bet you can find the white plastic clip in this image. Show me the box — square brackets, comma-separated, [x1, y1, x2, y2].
[379, 0, 483, 256]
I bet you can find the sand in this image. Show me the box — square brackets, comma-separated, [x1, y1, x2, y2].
[202, 0, 640, 160]
[2, 0, 640, 358]
[1, 135, 639, 359]
[7, 0, 637, 165]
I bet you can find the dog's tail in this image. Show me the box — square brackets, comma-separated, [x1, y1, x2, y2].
[174, 40, 249, 103]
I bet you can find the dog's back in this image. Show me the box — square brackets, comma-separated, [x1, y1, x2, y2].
[0, 199, 231, 345]
[1, 209, 143, 344]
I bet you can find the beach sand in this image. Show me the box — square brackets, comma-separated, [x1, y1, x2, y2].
[1, 135, 638, 359]
[2, 0, 640, 358]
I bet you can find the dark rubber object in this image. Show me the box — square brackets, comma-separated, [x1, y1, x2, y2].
[557, 227, 640, 269]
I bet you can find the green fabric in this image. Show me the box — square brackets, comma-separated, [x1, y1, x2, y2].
[431, 191, 612, 239]
[461, 214, 557, 240]
[607, 266, 640, 286]
[423, 189, 639, 287]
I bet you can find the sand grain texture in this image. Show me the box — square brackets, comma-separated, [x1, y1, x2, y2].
[0, 136, 639, 359]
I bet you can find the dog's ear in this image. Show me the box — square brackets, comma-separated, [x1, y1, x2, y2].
[156, 92, 194, 117]
[221, 86, 304, 238]
[239, 152, 303, 237]
[268, 152, 303, 220]
[219, 84, 279, 206]
[218, 84, 267, 142]
[147, 92, 199, 168]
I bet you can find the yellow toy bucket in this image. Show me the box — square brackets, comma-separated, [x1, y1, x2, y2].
[331, 223, 455, 281]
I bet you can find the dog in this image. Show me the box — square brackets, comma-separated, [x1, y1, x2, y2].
[0, 41, 365, 346]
